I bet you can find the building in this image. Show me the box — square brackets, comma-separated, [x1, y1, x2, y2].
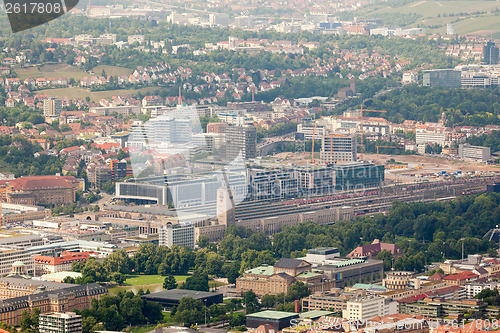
[458, 144, 491, 162]
[94, 166, 112, 189]
[224, 124, 257, 160]
[246, 311, 299, 331]
[348, 239, 403, 259]
[43, 98, 62, 117]
[0, 275, 76, 300]
[446, 24, 455, 35]
[423, 69, 461, 88]
[89, 105, 140, 116]
[465, 282, 500, 299]
[320, 133, 357, 164]
[158, 223, 195, 248]
[382, 271, 415, 291]
[110, 160, 128, 181]
[6, 176, 78, 205]
[39, 312, 82, 333]
[484, 41, 499, 65]
[343, 296, 397, 320]
[399, 297, 486, 320]
[333, 162, 384, 191]
[0, 283, 106, 325]
[415, 130, 446, 146]
[304, 247, 340, 266]
[236, 258, 332, 297]
[34, 251, 92, 275]
[247, 167, 299, 200]
[317, 258, 384, 288]
[297, 123, 326, 140]
[443, 271, 479, 286]
[209, 13, 229, 27]
[141, 289, 222, 309]
[146, 116, 193, 144]
[0, 250, 34, 275]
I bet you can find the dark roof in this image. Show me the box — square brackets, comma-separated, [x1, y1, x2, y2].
[274, 258, 306, 269]
[141, 289, 222, 301]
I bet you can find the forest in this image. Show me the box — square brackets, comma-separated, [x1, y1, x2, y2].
[348, 85, 500, 126]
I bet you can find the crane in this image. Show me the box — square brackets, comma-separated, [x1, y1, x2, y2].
[310, 123, 318, 164]
[0, 186, 13, 229]
[376, 145, 402, 164]
[357, 107, 387, 161]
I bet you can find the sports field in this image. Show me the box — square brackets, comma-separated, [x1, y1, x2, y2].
[15, 64, 87, 80]
[37, 86, 158, 101]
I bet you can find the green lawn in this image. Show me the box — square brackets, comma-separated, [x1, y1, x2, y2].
[124, 274, 190, 286]
[14, 64, 87, 80]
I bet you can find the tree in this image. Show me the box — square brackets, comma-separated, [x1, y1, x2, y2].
[286, 282, 311, 302]
[261, 294, 276, 309]
[377, 250, 394, 271]
[181, 271, 209, 292]
[173, 297, 205, 326]
[112, 273, 126, 285]
[197, 235, 210, 248]
[163, 275, 177, 290]
[243, 290, 260, 314]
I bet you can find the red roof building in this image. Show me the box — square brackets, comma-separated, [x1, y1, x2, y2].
[6, 176, 78, 205]
[347, 239, 404, 258]
[34, 251, 93, 275]
[443, 271, 479, 286]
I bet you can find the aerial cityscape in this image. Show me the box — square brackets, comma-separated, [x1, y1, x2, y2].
[0, 1, 499, 333]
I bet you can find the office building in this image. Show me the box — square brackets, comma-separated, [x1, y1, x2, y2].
[333, 162, 384, 191]
[247, 167, 299, 200]
[458, 143, 491, 162]
[224, 124, 257, 159]
[343, 296, 397, 320]
[399, 298, 486, 319]
[94, 166, 112, 189]
[146, 116, 193, 144]
[423, 69, 461, 88]
[0, 249, 34, 275]
[484, 41, 499, 65]
[110, 160, 128, 181]
[415, 130, 446, 145]
[39, 312, 82, 333]
[297, 123, 325, 140]
[158, 223, 195, 248]
[382, 271, 415, 291]
[43, 98, 62, 117]
[320, 133, 357, 164]
[209, 13, 229, 27]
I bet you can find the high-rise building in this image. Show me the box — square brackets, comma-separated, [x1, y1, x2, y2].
[43, 98, 62, 117]
[320, 133, 357, 164]
[423, 69, 461, 88]
[39, 312, 82, 333]
[110, 160, 128, 181]
[158, 222, 195, 248]
[146, 117, 192, 144]
[446, 24, 455, 35]
[224, 124, 257, 160]
[94, 165, 112, 189]
[483, 41, 499, 65]
[209, 13, 229, 27]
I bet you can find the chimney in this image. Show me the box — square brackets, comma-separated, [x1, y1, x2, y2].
[294, 299, 300, 313]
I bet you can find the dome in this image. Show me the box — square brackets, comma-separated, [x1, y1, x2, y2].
[12, 261, 25, 267]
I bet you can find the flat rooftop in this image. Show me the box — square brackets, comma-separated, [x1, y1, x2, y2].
[142, 289, 222, 301]
[247, 310, 299, 320]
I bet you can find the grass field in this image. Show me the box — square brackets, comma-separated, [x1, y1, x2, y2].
[358, 0, 500, 35]
[14, 64, 87, 80]
[124, 274, 190, 286]
[37, 86, 158, 101]
[108, 274, 190, 295]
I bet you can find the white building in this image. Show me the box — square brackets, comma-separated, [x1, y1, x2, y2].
[320, 133, 357, 164]
[0, 248, 34, 275]
[465, 282, 500, 299]
[39, 312, 82, 333]
[159, 223, 195, 248]
[297, 123, 326, 140]
[342, 296, 397, 321]
[416, 131, 446, 146]
[209, 13, 229, 27]
[458, 143, 491, 162]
